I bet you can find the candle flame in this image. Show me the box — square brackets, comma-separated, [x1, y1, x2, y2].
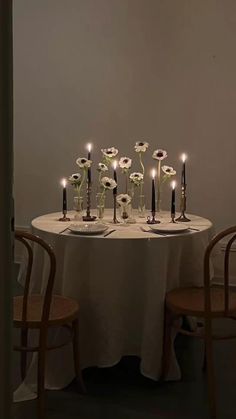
[181, 153, 187, 162]
[113, 160, 117, 170]
[87, 143, 92, 152]
[151, 169, 156, 178]
[171, 180, 176, 190]
[61, 178, 67, 188]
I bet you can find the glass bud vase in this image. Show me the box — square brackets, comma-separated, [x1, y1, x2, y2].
[127, 189, 136, 224]
[73, 196, 83, 221]
[138, 194, 146, 218]
[96, 192, 105, 220]
[119, 204, 131, 224]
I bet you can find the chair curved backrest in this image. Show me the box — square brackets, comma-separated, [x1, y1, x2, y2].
[204, 225, 236, 316]
[15, 230, 56, 325]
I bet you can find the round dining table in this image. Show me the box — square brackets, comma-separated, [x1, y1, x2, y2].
[15, 209, 213, 400]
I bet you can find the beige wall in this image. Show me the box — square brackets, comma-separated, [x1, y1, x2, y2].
[13, 0, 236, 230]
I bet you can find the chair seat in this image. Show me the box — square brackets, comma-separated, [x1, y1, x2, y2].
[166, 286, 236, 317]
[13, 294, 79, 328]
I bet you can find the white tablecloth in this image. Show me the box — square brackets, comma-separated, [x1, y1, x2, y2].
[15, 210, 213, 400]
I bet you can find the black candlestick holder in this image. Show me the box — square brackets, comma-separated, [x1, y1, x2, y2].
[171, 213, 176, 223]
[59, 210, 70, 222]
[113, 194, 119, 224]
[147, 210, 160, 224]
[83, 182, 96, 222]
[176, 185, 191, 222]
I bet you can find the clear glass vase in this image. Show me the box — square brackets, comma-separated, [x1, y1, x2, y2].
[138, 194, 146, 218]
[73, 196, 83, 221]
[96, 192, 105, 220]
[119, 204, 131, 224]
[126, 188, 136, 224]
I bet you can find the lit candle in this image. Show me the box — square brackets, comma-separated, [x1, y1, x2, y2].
[113, 160, 117, 195]
[171, 180, 176, 219]
[87, 143, 92, 183]
[61, 178, 67, 212]
[151, 169, 156, 213]
[181, 153, 186, 187]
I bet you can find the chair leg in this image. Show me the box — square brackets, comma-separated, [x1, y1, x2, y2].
[205, 319, 217, 419]
[202, 340, 207, 372]
[72, 318, 86, 393]
[21, 328, 28, 381]
[160, 307, 176, 380]
[37, 332, 47, 419]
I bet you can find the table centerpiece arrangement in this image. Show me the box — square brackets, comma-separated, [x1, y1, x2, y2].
[61, 141, 190, 224]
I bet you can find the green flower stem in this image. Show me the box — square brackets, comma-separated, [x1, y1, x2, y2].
[77, 168, 86, 197]
[99, 187, 106, 206]
[139, 152, 145, 176]
[139, 152, 145, 199]
[157, 160, 161, 212]
[98, 171, 102, 185]
[125, 171, 129, 194]
[130, 183, 135, 199]
[140, 181, 143, 197]
[75, 184, 81, 198]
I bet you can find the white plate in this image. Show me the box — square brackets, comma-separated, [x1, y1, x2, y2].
[68, 223, 108, 235]
[149, 223, 189, 234]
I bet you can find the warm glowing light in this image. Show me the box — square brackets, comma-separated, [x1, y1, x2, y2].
[151, 169, 156, 179]
[87, 143, 92, 153]
[171, 180, 176, 190]
[181, 153, 187, 163]
[61, 178, 67, 188]
[113, 160, 117, 170]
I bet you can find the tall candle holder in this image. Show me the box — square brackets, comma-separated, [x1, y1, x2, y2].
[59, 178, 70, 221]
[59, 210, 70, 222]
[147, 211, 160, 224]
[113, 194, 119, 224]
[147, 169, 160, 224]
[170, 180, 176, 223]
[176, 185, 191, 222]
[176, 153, 190, 222]
[83, 181, 96, 222]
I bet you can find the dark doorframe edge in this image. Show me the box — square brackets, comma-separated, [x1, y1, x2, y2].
[0, 1, 13, 418]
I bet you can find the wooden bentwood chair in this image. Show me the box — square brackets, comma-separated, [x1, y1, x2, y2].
[161, 226, 236, 419]
[13, 230, 86, 419]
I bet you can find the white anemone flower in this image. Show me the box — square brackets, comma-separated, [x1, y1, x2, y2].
[119, 157, 132, 170]
[76, 157, 92, 168]
[68, 173, 81, 185]
[152, 149, 168, 161]
[101, 147, 119, 158]
[129, 172, 144, 185]
[162, 165, 176, 176]
[97, 162, 108, 172]
[134, 141, 149, 153]
[116, 194, 132, 206]
[101, 177, 117, 190]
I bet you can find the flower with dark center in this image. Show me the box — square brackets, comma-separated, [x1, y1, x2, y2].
[119, 157, 132, 170]
[76, 157, 92, 168]
[152, 149, 168, 161]
[116, 193, 132, 206]
[162, 165, 176, 176]
[129, 172, 143, 185]
[101, 177, 117, 190]
[134, 141, 149, 153]
[97, 162, 108, 172]
[101, 147, 118, 158]
[68, 173, 81, 186]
